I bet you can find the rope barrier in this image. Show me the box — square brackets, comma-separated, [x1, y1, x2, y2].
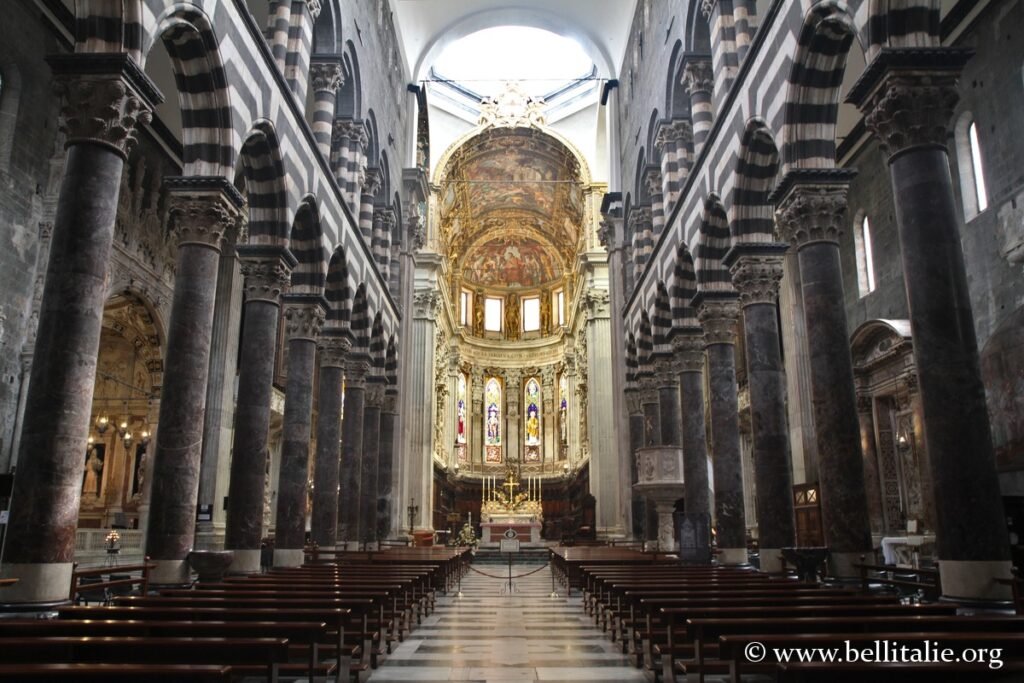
[467, 562, 551, 580]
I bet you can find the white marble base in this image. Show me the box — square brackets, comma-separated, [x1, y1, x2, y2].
[758, 547, 784, 573]
[938, 558, 1013, 601]
[0, 562, 74, 603]
[227, 548, 261, 574]
[149, 558, 191, 586]
[272, 548, 304, 567]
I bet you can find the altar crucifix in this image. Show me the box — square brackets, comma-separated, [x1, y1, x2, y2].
[480, 462, 544, 545]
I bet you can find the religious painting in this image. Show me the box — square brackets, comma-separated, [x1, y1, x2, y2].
[82, 443, 105, 498]
[462, 146, 559, 216]
[456, 374, 467, 446]
[525, 379, 541, 447]
[484, 377, 502, 463]
[559, 375, 569, 459]
[462, 237, 560, 289]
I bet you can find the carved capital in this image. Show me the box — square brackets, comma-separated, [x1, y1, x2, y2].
[697, 297, 741, 346]
[238, 247, 295, 304]
[655, 118, 693, 153]
[700, 0, 716, 20]
[856, 394, 874, 414]
[413, 289, 440, 320]
[48, 53, 161, 159]
[332, 119, 369, 147]
[166, 189, 243, 251]
[774, 181, 850, 248]
[672, 333, 706, 372]
[345, 358, 372, 389]
[682, 59, 714, 94]
[643, 166, 663, 198]
[728, 249, 786, 306]
[639, 377, 660, 407]
[375, 206, 396, 231]
[318, 335, 352, 367]
[408, 214, 426, 250]
[362, 167, 382, 198]
[305, 0, 322, 20]
[583, 288, 610, 319]
[366, 381, 386, 407]
[283, 301, 326, 341]
[383, 390, 398, 413]
[309, 60, 344, 94]
[625, 388, 642, 416]
[654, 356, 681, 388]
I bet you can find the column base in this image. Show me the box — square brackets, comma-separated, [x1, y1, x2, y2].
[0, 562, 74, 604]
[227, 548, 262, 574]
[717, 547, 748, 565]
[273, 548, 305, 567]
[829, 550, 867, 579]
[938, 559, 1013, 602]
[758, 547, 785, 573]
[149, 559, 192, 587]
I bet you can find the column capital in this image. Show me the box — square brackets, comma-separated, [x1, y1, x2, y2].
[362, 167, 382, 197]
[672, 332, 706, 372]
[724, 243, 789, 307]
[695, 294, 741, 346]
[332, 118, 369, 147]
[639, 376, 659, 407]
[856, 393, 874, 415]
[374, 206, 397, 230]
[682, 57, 714, 94]
[48, 53, 162, 159]
[624, 388, 642, 416]
[643, 165, 663, 197]
[846, 48, 972, 159]
[282, 296, 326, 341]
[164, 177, 245, 251]
[383, 389, 399, 414]
[309, 59, 344, 94]
[237, 245, 297, 304]
[305, 0, 323, 20]
[345, 358, 372, 389]
[318, 334, 352, 367]
[771, 169, 857, 248]
[655, 118, 693, 153]
[366, 380, 386, 407]
[583, 287, 610, 320]
[413, 289, 441, 320]
[654, 356, 681, 389]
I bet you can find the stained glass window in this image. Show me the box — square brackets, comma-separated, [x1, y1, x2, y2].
[559, 375, 568, 458]
[524, 377, 541, 462]
[456, 374, 467, 444]
[484, 377, 502, 463]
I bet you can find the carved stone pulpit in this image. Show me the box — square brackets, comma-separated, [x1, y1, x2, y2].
[632, 445, 685, 551]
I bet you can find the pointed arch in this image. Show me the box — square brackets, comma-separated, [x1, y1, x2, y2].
[238, 121, 289, 245]
[694, 194, 734, 293]
[665, 39, 691, 119]
[671, 243, 699, 329]
[369, 311, 386, 376]
[625, 331, 639, 388]
[781, 1, 856, 173]
[637, 311, 655, 380]
[312, 0, 343, 54]
[652, 281, 674, 354]
[350, 283, 371, 353]
[385, 334, 399, 387]
[288, 196, 327, 295]
[730, 118, 780, 243]
[337, 41, 361, 118]
[325, 245, 352, 333]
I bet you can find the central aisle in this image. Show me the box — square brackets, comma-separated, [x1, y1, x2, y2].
[366, 562, 647, 682]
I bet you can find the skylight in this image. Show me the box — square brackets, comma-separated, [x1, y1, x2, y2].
[432, 26, 594, 99]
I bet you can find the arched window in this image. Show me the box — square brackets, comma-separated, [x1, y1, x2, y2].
[559, 375, 569, 460]
[524, 378, 542, 462]
[854, 213, 876, 296]
[955, 114, 990, 220]
[455, 373, 467, 462]
[484, 377, 502, 463]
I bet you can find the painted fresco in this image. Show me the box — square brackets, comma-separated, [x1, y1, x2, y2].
[463, 236, 560, 289]
[461, 149, 559, 216]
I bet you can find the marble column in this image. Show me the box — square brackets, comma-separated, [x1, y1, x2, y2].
[338, 356, 369, 546]
[359, 379, 383, 547]
[857, 394, 886, 536]
[272, 296, 325, 567]
[694, 294, 747, 565]
[851, 49, 1012, 599]
[145, 179, 243, 586]
[674, 332, 713, 521]
[377, 388, 398, 540]
[505, 371, 522, 464]
[224, 246, 295, 573]
[655, 357, 682, 447]
[625, 387, 646, 540]
[195, 238, 243, 550]
[0, 54, 159, 603]
[584, 288, 622, 537]
[308, 58, 344, 158]
[310, 335, 349, 548]
[682, 57, 715, 151]
[773, 171, 872, 577]
[725, 244, 796, 573]
[701, 0, 739, 104]
[470, 367, 484, 468]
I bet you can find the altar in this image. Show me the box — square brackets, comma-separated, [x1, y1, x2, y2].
[479, 466, 544, 546]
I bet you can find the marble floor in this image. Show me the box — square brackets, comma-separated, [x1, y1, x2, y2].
[365, 562, 647, 682]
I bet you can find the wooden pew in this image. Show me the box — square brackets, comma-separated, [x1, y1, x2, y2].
[0, 663, 232, 681]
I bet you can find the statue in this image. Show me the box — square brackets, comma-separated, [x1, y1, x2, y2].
[540, 289, 552, 334]
[83, 446, 103, 497]
[505, 293, 520, 340]
[473, 290, 485, 336]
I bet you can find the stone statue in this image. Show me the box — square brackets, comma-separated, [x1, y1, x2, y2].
[540, 289, 552, 334]
[83, 446, 103, 496]
[473, 290, 485, 336]
[505, 293, 520, 340]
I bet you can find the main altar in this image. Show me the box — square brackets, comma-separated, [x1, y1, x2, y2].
[480, 464, 544, 545]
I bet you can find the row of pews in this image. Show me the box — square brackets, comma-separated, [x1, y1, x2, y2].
[0, 547, 469, 682]
[551, 546, 1024, 682]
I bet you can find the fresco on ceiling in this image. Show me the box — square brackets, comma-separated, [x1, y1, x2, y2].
[462, 149, 560, 217]
[463, 236, 560, 289]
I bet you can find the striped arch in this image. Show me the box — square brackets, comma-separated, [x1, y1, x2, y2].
[369, 312, 386, 377]
[385, 334, 398, 388]
[288, 196, 327, 295]
[652, 281, 674, 354]
[729, 118, 780, 243]
[152, 7, 235, 177]
[694, 194, 735, 293]
[312, 0, 343, 53]
[324, 245, 352, 333]
[337, 42, 361, 118]
[665, 40, 691, 119]
[671, 243, 700, 329]
[781, 1, 856, 173]
[625, 331, 639, 388]
[238, 122, 290, 246]
[350, 283, 371, 354]
[637, 311, 655, 380]
[864, 0, 942, 62]
[74, 1, 145, 61]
